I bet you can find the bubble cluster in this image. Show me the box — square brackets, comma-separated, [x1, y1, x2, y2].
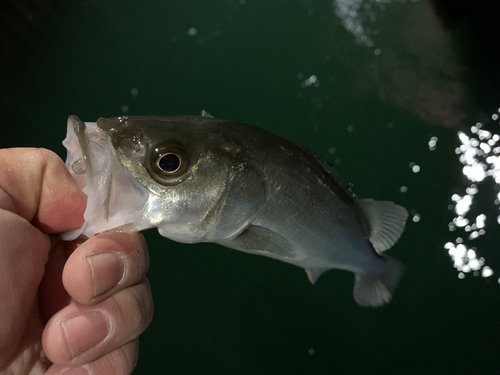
[332, 0, 420, 48]
[445, 109, 500, 281]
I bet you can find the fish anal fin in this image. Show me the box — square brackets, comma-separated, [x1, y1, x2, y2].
[201, 110, 214, 118]
[228, 225, 296, 258]
[305, 268, 330, 284]
[358, 198, 408, 253]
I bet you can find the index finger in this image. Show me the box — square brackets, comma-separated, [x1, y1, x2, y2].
[0, 148, 86, 233]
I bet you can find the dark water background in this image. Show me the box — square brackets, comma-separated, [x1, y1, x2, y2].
[1, 0, 500, 373]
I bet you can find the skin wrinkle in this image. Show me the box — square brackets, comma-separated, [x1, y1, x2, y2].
[36, 151, 49, 225]
[10, 151, 40, 221]
[131, 279, 153, 333]
[117, 252, 128, 292]
[0, 186, 18, 214]
[113, 281, 151, 340]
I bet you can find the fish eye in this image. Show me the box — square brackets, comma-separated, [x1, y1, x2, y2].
[150, 145, 189, 184]
[157, 153, 181, 173]
[71, 158, 86, 175]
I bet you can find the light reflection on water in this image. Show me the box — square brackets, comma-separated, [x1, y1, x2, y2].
[333, 0, 420, 47]
[445, 109, 500, 282]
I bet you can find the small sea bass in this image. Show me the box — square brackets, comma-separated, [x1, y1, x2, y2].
[62, 114, 408, 306]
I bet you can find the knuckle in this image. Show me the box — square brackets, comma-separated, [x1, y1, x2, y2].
[26, 148, 64, 174]
[76, 340, 139, 375]
[34, 148, 60, 162]
[98, 341, 138, 375]
[127, 281, 154, 334]
[110, 280, 154, 340]
[123, 237, 149, 284]
[111, 340, 139, 374]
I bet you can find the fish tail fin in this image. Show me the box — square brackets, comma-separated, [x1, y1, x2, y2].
[353, 255, 404, 307]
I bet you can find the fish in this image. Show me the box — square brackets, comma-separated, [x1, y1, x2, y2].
[62, 113, 408, 307]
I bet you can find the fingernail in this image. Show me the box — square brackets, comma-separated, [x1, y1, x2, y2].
[86, 252, 124, 297]
[61, 311, 110, 358]
[61, 366, 89, 375]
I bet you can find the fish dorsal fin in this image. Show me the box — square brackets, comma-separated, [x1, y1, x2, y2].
[305, 268, 330, 284]
[230, 225, 296, 258]
[301, 148, 352, 193]
[358, 199, 408, 253]
[302, 148, 355, 205]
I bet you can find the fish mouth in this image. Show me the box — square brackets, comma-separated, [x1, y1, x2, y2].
[66, 115, 103, 194]
[61, 115, 151, 240]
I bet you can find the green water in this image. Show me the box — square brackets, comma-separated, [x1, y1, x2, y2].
[1, 0, 500, 373]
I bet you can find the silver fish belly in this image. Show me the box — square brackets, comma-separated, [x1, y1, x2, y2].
[62, 114, 408, 307]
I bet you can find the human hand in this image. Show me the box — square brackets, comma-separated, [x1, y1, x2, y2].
[0, 148, 153, 374]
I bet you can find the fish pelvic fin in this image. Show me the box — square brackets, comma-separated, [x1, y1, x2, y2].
[353, 255, 404, 307]
[358, 199, 408, 253]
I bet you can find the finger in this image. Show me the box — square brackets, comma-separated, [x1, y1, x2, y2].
[0, 147, 85, 368]
[0, 210, 50, 366]
[45, 339, 139, 375]
[38, 239, 73, 322]
[42, 279, 153, 367]
[63, 232, 149, 304]
[0, 148, 86, 233]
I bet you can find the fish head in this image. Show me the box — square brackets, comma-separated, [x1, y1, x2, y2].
[62, 115, 152, 239]
[62, 115, 239, 242]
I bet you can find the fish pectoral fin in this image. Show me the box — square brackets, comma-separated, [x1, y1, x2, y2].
[229, 225, 296, 258]
[358, 198, 408, 253]
[305, 268, 330, 284]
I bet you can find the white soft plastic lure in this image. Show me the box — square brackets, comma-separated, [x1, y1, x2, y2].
[62, 114, 408, 306]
